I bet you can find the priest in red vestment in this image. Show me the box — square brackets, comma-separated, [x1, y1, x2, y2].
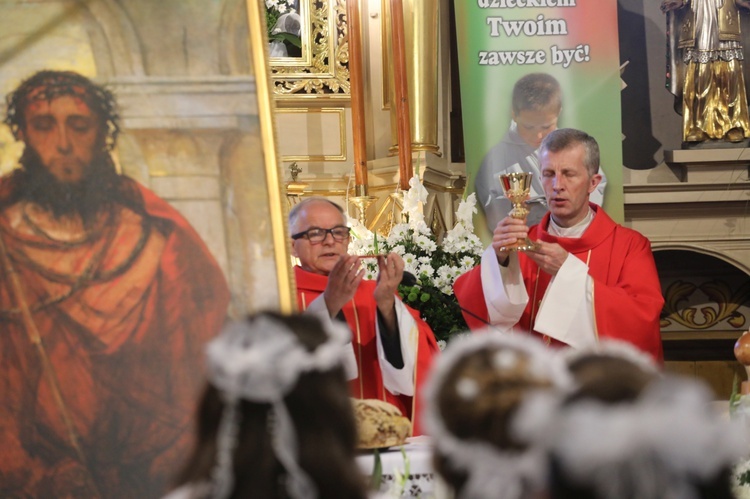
[289, 198, 439, 434]
[0, 70, 231, 498]
[454, 128, 663, 362]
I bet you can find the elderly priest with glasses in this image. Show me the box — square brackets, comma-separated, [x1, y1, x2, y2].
[289, 198, 439, 434]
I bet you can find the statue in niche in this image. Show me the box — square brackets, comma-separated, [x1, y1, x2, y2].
[661, 0, 750, 144]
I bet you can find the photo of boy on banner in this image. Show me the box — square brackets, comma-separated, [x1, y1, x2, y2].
[474, 73, 608, 233]
[453, 1, 624, 243]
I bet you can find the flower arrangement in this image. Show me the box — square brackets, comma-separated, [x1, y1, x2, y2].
[732, 374, 750, 498]
[264, 0, 302, 54]
[734, 460, 750, 499]
[348, 176, 483, 345]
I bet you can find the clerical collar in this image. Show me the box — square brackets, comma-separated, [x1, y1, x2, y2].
[548, 207, 594, 238]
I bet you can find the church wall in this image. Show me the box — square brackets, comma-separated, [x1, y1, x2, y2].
[618, 0, 683, 177]
[274, 0, 750, 396]
[617, 0, 750, 396]
[275, 0, 743, 225]
[275, 0, 462, 232]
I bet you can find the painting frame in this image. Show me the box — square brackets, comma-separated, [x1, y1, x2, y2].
[267, 0, 351, 99]
[245, 0, 296, 312]
[0, 1, 296, 496]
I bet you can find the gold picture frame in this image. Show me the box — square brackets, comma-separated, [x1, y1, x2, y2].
[246, 0, 296, 312]
[267, 0, 351, 99]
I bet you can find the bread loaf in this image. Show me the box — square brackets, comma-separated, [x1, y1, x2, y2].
[352, 398, 411, 449]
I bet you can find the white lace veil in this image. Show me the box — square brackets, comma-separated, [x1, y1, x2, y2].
[204, 314, 351, 499]
[513, 339, 661, 452]
[423, 331, 573, 499]
[520, 372, 749, 499]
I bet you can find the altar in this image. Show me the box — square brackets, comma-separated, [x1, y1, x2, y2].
[356, 436, 446, 498]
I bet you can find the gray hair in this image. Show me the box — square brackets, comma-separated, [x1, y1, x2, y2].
[539, 128, 600, 177]
[288, 197, 346, 234]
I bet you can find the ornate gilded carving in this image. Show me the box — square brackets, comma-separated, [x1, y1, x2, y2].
[271, 0, 350, 98]
[660, 279, 750, 330]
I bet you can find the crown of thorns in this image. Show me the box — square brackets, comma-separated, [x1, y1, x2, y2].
[5, 70, 120, 150]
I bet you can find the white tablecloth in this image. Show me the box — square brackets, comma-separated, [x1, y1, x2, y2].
[356, 436, 441, 498]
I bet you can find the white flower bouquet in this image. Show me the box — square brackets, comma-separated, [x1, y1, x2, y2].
[348, 176, 483, 344]
[264, 0, 302, 56]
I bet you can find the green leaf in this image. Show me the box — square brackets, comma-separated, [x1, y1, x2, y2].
[269, 32, 302, 48]
[370, 449, 383, 491]
[730, 373, 741, 415]
[402, 446, 410, 477]
[739, 467, 750, 486]
[265, 8, 280, 38]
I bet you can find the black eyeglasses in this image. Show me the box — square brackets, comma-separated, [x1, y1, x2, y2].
[291, 226, 351, 244]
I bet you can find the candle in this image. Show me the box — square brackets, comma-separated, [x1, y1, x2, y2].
[347, 0, 368, 187]
[390, 0, 413, 190]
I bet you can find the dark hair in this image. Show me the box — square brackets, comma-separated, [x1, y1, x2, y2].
[539, 128, 600, 177]
[549, 353, 655, 499]
[549, 354, 734, 499]
[0, 71, 148, 227]
[174, 312, 367, 499]
[565, 353, 657, 405]
[548, 458, 735, 499]
[511, 73, 562, 115]
[433, 345, 553, 495]
[5, 70, 120, 150]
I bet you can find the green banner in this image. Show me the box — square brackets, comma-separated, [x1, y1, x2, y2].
[455, 0, 623, 241]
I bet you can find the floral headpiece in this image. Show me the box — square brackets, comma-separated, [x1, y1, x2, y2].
[423, 331, 573, 499]
[536, 375, 749, 498]
[205, 314, 351, 499]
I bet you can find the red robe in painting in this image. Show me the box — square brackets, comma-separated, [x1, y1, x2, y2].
[0, 176, 230, 498]
[294, 266, 439, 435]
[454, 205, 664, 362]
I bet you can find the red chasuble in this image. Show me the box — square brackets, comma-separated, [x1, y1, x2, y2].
[295, 266, 439, 434]
[454, 205, 664, 362]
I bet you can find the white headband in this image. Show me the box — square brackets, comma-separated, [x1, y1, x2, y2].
[513, 339, 660, 448]
[538, 375, 748, 498]
[423, 331, 573, 499]
[205, 315, 351, 499]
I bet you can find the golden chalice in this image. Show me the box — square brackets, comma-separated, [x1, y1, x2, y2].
[498, 172, 538, 252]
